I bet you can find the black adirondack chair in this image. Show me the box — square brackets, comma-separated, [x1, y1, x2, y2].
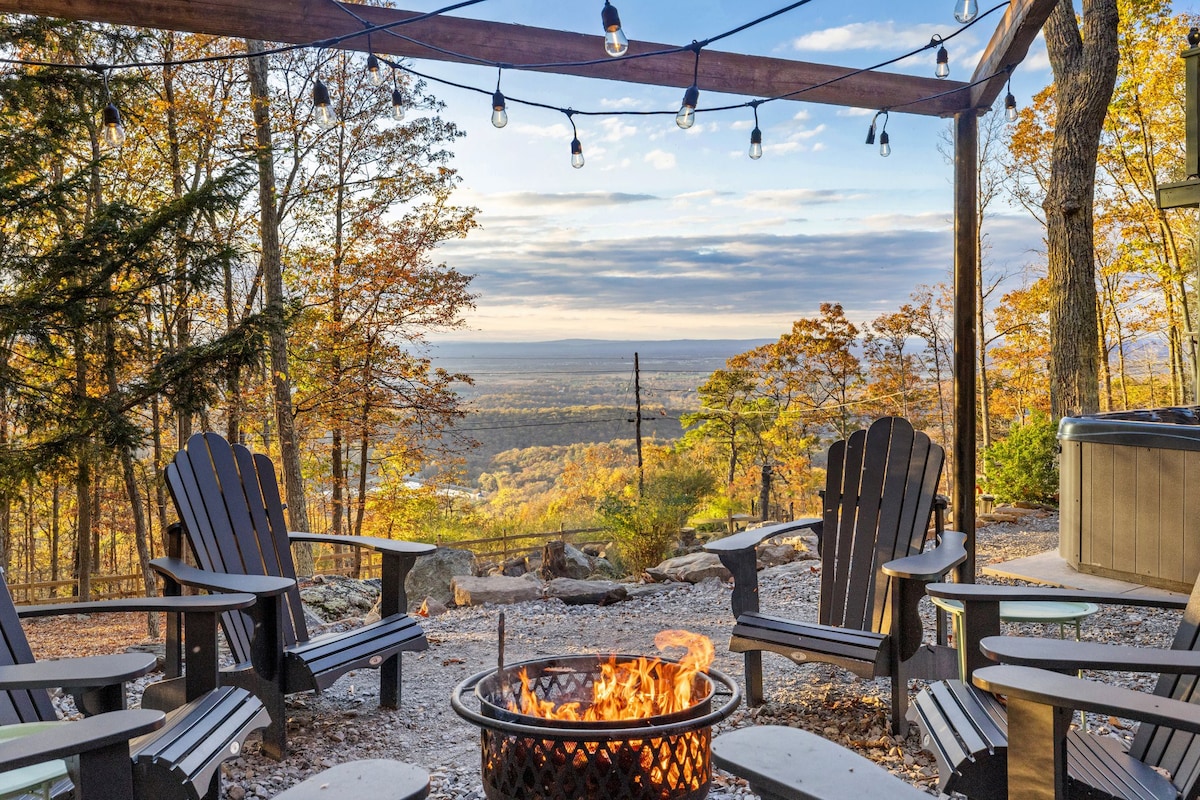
[0, 569, 268, 800]
[154, 432, 436, 759]
[704, 416, 967, 734]
[910, 580, 1200, 800]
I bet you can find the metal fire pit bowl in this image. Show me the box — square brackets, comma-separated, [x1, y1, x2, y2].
[451, 654, 742, 800]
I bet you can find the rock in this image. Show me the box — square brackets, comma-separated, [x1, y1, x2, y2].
[544, 578, 628, 605]
[588, 557, 622, 579]
[416, 597, 448, 617]
[499, 556, 527, 577]
[451, 575, 543, 607]
[757, 543, 797, 568]
[761, 561, 819, 579]
[300, 574, 380, 622]
[648, 552, 731, 583]
[538, 540, 592, 580]
[624, 582, 684, 599]
[125, 642, 166, 671]
[406, 548, 477, 611]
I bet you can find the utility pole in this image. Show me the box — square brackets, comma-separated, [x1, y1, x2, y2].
[634, 352, 644, 495]
[759, 462, 772, 522]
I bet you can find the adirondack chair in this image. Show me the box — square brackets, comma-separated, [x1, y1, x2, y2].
[0, 709, 166, 800]
[910, 580, 1200, 800]
[704, 416, 967, 735]
[154, 432, 437, 759]
[0, 569, 269, 800]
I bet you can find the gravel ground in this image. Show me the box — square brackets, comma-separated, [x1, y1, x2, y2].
[132, 512, 1184, 798]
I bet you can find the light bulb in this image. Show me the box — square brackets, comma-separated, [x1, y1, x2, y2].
[879, 131, 891, 157]
[313, 80, 337, 129]
[391, 88, 405, 121]
[601, 2, 628, 57]
[935, 45, 949, 79]
[491, 89, 508, 128]
[954, 0, 977, 23]
[676, 84, 699, 130]
[367, 54, 383, 86]
[102, 102, 124, 147]
[1004, 92, 1018, 122]
[749, 127, 762, 160]
[570, 137, 585, 169]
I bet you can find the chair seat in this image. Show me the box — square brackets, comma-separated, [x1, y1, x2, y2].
[131, 686, 270, 800]
[287, 614, 428, 692]
[910, 680, 1178, 800]
[731, 611, 889, 678]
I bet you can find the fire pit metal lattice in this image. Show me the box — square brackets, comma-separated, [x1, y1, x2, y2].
[451, 654, 742, 800]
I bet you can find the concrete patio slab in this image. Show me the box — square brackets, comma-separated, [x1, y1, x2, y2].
[982, 549, 1186, 599]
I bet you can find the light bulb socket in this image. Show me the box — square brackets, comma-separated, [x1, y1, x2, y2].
[570, 136, 584, 168]
[681, 84, 699, 111]
[492, 89, 506, 112]
[1189, 27, 1200, 48]
[1004, 91, 1018, 121]
[313, 80, 332, 109]
[750, 127, 762, 146]
[391, 88, 405, 120]
[103, 102, 121, 128]
[749, 127, 763, 160]
[367, 54, 381, 76]
[601, 1, 621, 33]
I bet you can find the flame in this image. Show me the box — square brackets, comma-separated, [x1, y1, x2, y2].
[508, 630, 714, 722]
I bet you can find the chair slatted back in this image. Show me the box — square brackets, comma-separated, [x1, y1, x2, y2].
[817, 417, 943, 634]
[0, 570, 57, 725]
[1129, 577, 1200, 796]
[165, 433, 310, 666]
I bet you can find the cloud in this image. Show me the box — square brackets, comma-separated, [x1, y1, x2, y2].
[597, 116, 639, 143]
[599, 96, 650, 110]
[489, 191, 659, 209]
[792, 21, 944, 52]
[644, 149, 677, 170]
[509, 121, 572, 140]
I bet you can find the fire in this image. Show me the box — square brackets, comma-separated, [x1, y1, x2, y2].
[509, 630, 714, 722]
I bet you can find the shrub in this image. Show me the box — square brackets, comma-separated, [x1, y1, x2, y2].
[598, 457, 714, 574]
[982, 412, 1059, 505]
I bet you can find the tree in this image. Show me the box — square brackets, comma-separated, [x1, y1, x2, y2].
[1042, 0, 1120, 416]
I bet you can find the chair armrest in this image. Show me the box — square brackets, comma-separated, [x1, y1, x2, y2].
[974, 664, 1200, 735]
[982, 636, 1200, 673]
[925, 582, 1187, 609]
[703, 518, 821, 554]
[150, 557, 294, 596]
[0, 654, 155, 691]
[711, 726, 930, 800]
[288, 532, 436, 558]
[18, 593, 258, 619]
[882, 531, 967, 580]
[0, 709, 164, 773]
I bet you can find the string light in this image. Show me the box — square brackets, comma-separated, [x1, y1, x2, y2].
[1004, 81, 1017, 122]
[100, 70, 124, 147]
[366, 53, 383, 86]
[676, 45, 701, 129]
[954, 0, 978, 23]
[748, 102, 762, 160]
[933, 36, 949, 79]
[491, 68, 508, 128]
[567, 111, 584, 168]
[391, 72, 405, 121]
[312, 77, 337, 128]
[601, 1, 628, 57]
[866, 110, 889, 156]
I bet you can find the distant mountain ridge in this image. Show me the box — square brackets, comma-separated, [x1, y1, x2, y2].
[428, 338, 774, 360]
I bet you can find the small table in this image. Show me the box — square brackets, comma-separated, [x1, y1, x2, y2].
[931, 596, 1099, 682]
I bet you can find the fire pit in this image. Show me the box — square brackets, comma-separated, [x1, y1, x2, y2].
[451, 636, 741, 800]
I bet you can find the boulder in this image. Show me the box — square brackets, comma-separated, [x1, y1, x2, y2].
[544, 578, 627, 606]
[647, 552, 731, 584]
[300, 574, 380, 622]
[406, 547, 477, 611]
[452, 575, 543, 607]
[757, 543, 798, 569]
[416, 596, 449, 617]
[538, 541, 593, 580]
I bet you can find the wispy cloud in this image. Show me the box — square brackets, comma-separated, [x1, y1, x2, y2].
[792, 21, 944, 52]
[490, 191, 660, 209]
[644, 149, 677, 170]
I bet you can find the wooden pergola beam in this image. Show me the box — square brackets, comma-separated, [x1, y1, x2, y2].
[0, 0, 973, 116]
[969, 0, 1059, 110]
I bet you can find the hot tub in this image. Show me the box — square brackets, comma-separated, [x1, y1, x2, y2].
[1058, 407, 1200, 592]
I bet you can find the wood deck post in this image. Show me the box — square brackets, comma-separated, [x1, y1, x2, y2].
[953, 110, 978, 581]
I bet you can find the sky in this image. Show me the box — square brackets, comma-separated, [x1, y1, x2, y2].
[389, 0, 1054, 342]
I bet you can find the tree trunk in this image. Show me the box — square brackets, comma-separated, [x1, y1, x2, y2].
[246, 39, 313, 573]
[1042, 0, 1119, 417]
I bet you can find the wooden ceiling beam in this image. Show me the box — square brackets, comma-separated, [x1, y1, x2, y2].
[969, 0, 1058, 111]
[0, 0, 974, 116]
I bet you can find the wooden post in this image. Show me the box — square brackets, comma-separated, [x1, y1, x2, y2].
[954, 110, 979, 581]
